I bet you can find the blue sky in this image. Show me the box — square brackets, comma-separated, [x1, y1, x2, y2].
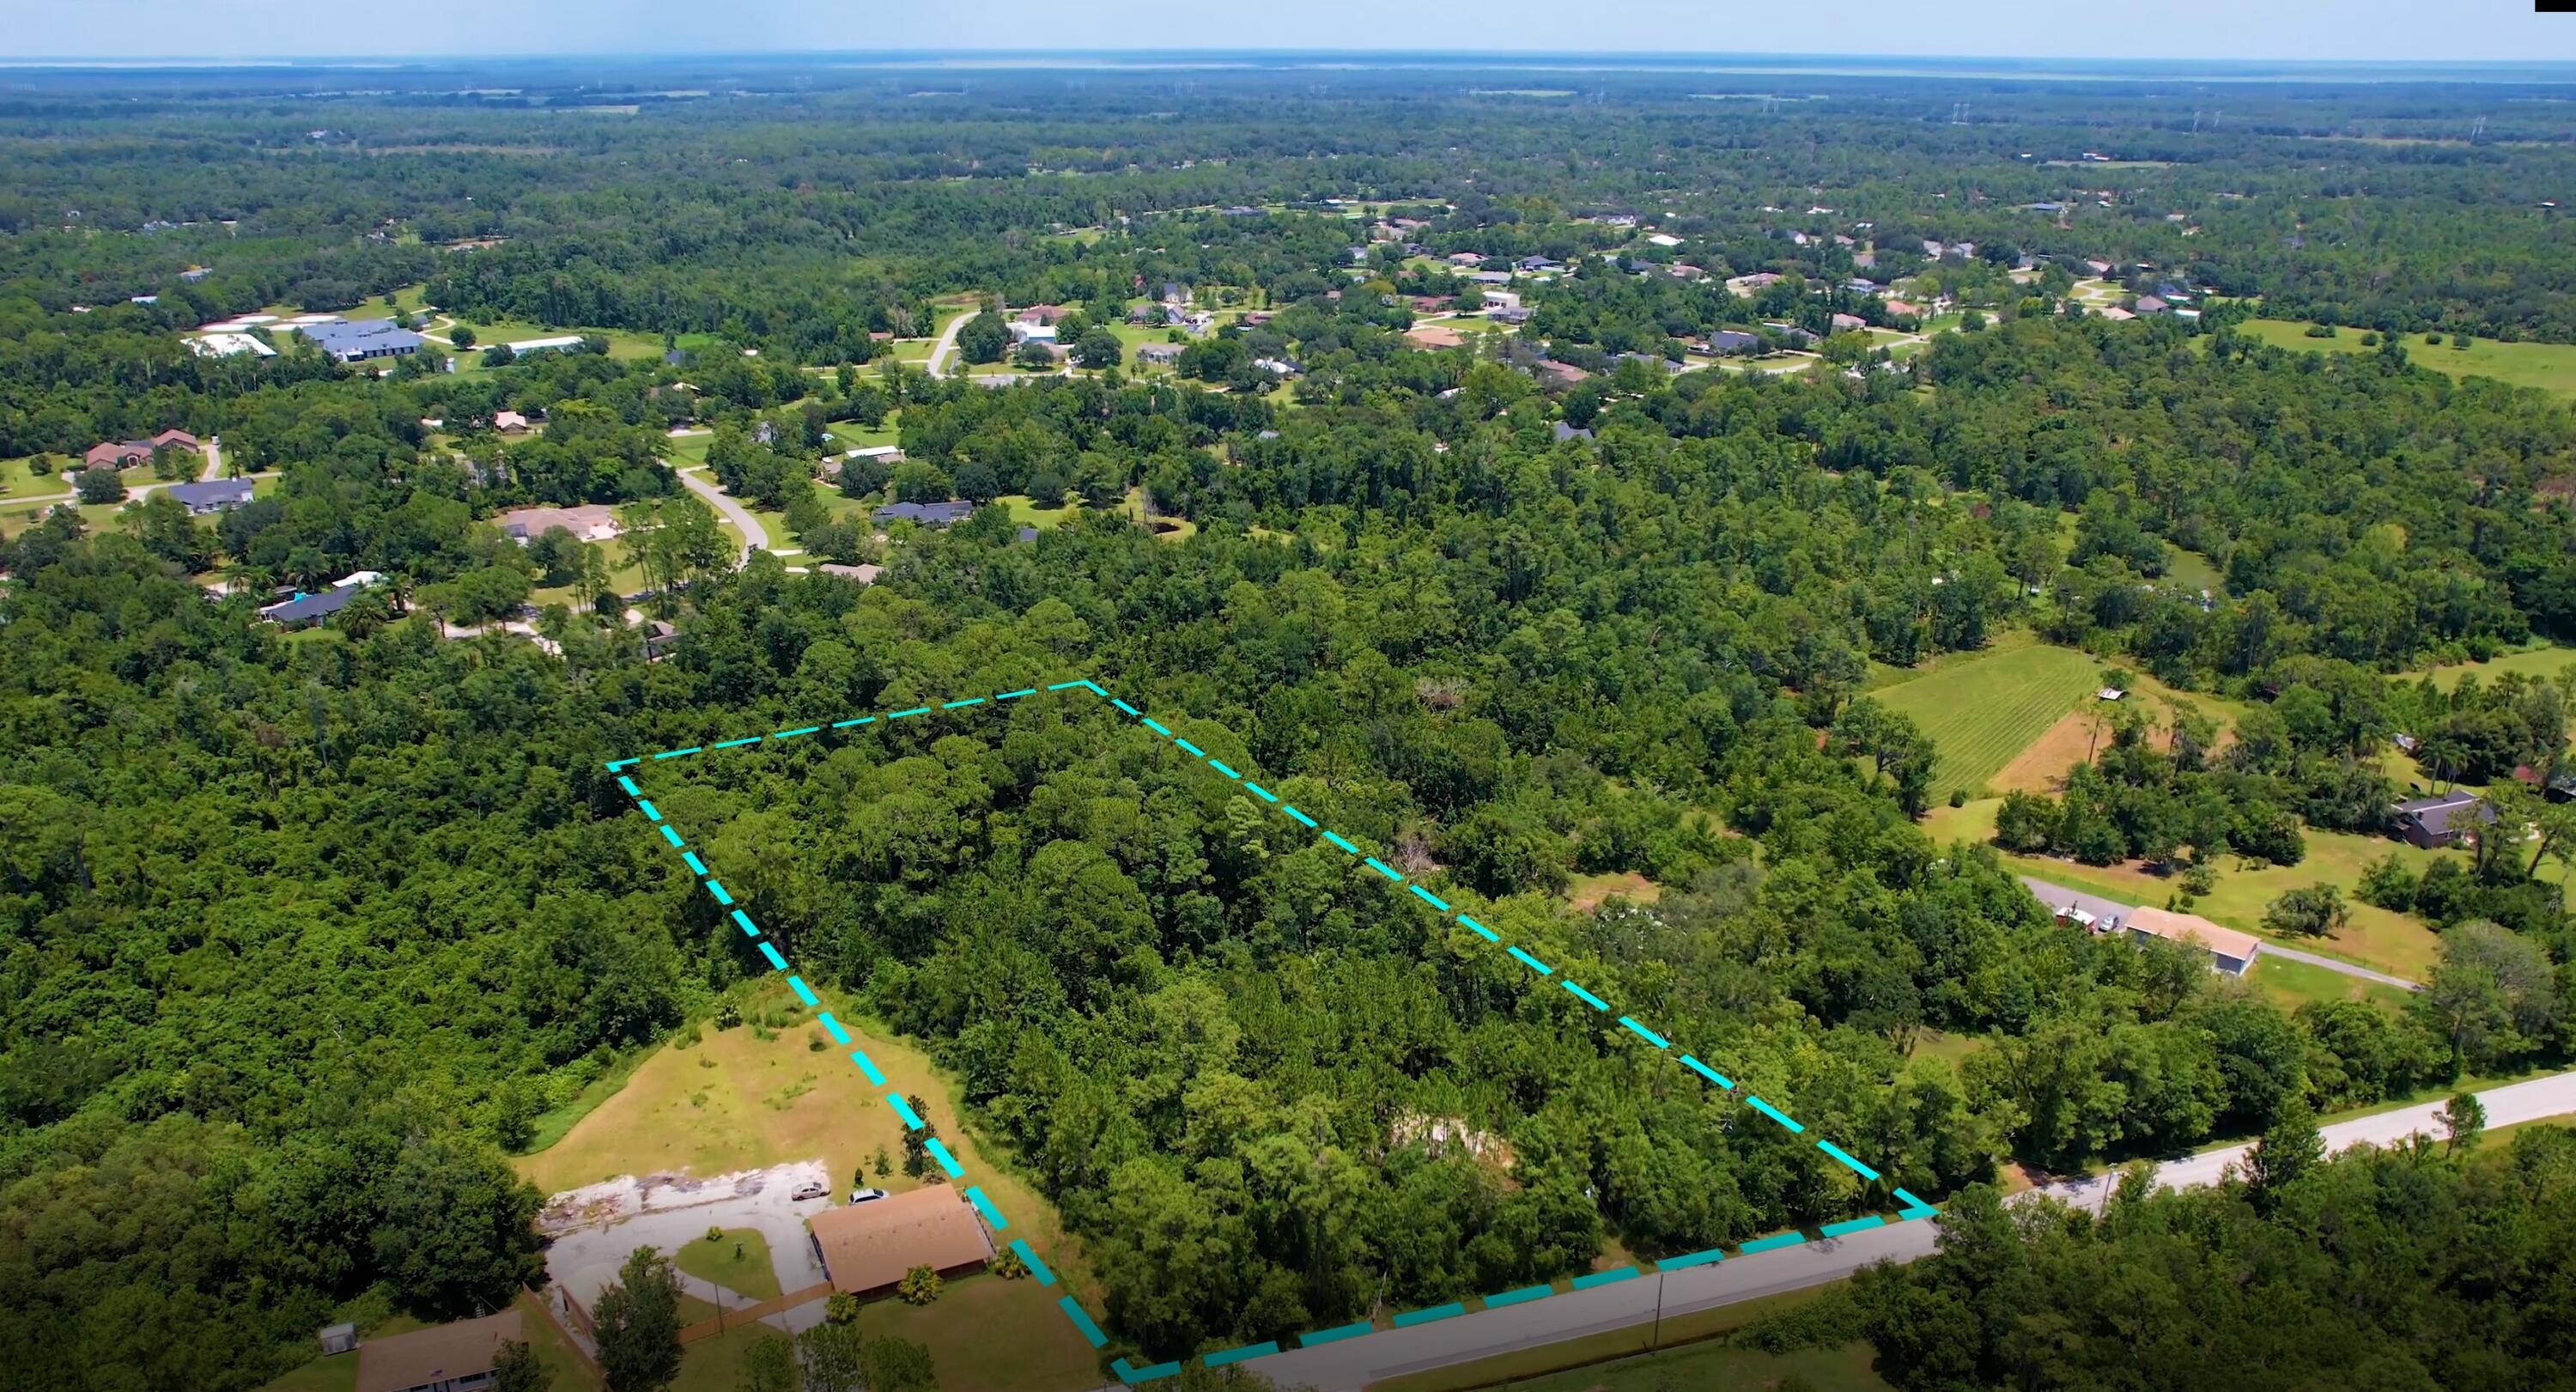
[6, 0, 2574, 63]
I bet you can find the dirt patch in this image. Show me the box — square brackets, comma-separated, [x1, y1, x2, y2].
[1990, 709, 2104, 794]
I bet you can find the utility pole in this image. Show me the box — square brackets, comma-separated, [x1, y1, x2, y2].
[1650, 1270, 1668, 1349]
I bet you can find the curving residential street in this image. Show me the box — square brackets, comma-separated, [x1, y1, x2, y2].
[673, 465, 766, 565]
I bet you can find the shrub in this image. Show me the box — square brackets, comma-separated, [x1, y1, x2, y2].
[896, 1264, 942, 1304]
[993, 1247, 1030, 1280]
[2262, 884, 2350, 938]
[2360, 331, 2380, 346]
[2357, 854, 2418, 910]
[715, 1000, 742, 1029]
[2424, 332, 2444, 345]
[705, 1225, 724, 1244]
[1947, 788, 1966, 808]
[2304, 323, 2336, 338]
[2180, 863, 2217, 897]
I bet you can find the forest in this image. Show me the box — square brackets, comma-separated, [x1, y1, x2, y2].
[0, 55, 2573, 1392]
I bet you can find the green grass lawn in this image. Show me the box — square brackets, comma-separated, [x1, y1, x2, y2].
[674, 1227, 781, 1302]
[1874, 641, 2106, 800]
[1924, 797, 2447, 983]
[2235, 319, 2576, 398]
[2165, 544, 2225, 593]
[2400, 640, 2576, 693]
[994, 493, 1077, 530]
[2251, 954, 2414, 1012]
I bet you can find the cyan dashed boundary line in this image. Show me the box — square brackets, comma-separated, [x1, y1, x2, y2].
[606, 677, 1938, 1385]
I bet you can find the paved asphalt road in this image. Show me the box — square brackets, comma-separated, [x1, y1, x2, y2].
[1238, 1069, 2576, 1391]
[675, 465, 768, 563]
[2019, 873, 2420, 990]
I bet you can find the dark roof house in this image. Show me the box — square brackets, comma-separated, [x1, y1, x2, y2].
[259, 587, 360, 628]
[2391, 792, 2494, 849]
[1706, 330, 1763, 354]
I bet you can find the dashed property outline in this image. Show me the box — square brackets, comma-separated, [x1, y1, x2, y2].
[605, 678, 1939, 1384]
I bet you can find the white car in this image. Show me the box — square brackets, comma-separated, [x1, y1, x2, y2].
[849, 1187, 890, 1204]
[789, 1181, 828, 1202]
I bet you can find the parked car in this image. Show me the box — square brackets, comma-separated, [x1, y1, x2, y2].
[849, 1186, 890, 1204]
[790, 1180, 828, 1201]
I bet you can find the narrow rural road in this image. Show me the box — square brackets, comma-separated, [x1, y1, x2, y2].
[674, 465, 766, 565]
[1237, 1070, 2576, 1391]
[2020, 874, 2421, 990]
[926, 307, 979, 379]
[198, 435, 225, 483]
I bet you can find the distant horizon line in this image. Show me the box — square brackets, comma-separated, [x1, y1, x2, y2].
[4, 48, 2576, 72]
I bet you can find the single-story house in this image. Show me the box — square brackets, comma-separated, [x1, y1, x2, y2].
[1136, 343, 1185, 366]
[260, 586, 361, 628]
[874, 501, 975, 528]
[1481, 290, 1522, 313]
[1490, 306, 1532, 325]
[355, 1310, 523, 1392]
[152, 429, 200, 452]
[2391, 792, 2494, 849]
[1448, 252, 1486, 267]
[2123, 906, 2263, 977]
[495, 504, 618, 543]
[1553, 421, 1595, 443]
[819, 562, 884, 584]
[1406, 325, 1466, 350]
[1014, 305, 1073, 325]
[492, 410, 532, 434]
[1726, 272, 1782, 295]
[1705, 330, 1763, 355]
[167, 478, 254, 514]
[640, 620, 679, 660]
[291, 319, 426, 363]
[1830, 313, 1868, 332]
[1467, 270, 1514, 286]
[2134, 295, 2171, 314]
[1884, 298, 1924, 317]
[84, 441, 153, 469]
[2099, 307, 2136, 321]
[1646, 233, 1684, 248]
[1516, 256, 1564, 273]
[1533, 360, 1591, 387]
[1006, 321, 1057, 344]
[807, 1187, 996, 1298]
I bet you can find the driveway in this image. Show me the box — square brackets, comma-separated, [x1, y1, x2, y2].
[542, 1165, 833, 1334]
[673, 465, 767, 563]
[926, 307, 979, 379]
[1240, 1068, 2576, 1390]
[2019, 874, 2420, 990]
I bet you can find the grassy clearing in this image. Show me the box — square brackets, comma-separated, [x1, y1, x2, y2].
[2251, 954, 2414, 1011]
[674, 1228, 781, 1303]
[1924, 798, 2446, 982]
[513, 979, 1097, 1392]
[1371, 1282, 1884, 1392]
[2481, 1109, 2576, 1148]
[2235, 319, 2576, 398]
[2399, 641, 2576, 693]
[1566, 870, 1659, 912]
[994, 493, 1077, 530]
[1874, 642, 2106, 800]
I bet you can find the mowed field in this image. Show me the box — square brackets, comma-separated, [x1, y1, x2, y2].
[516, 980, 1102, 1392]
[1874, 641, 2106, 800]
[2235, 319, 2576, 398]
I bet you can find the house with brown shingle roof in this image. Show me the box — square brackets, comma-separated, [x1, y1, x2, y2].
[807, 1187, 995, 1298]
[355, 1310, 521, 1392]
